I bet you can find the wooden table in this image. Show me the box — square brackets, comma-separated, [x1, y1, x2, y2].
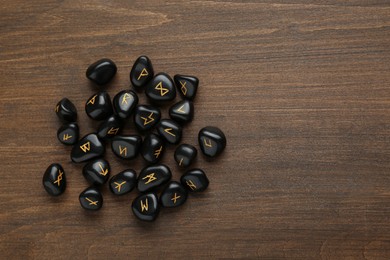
[1, 1, 389, 259]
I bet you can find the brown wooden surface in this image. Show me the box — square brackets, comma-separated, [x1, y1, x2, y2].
[1, 0, 390, 259]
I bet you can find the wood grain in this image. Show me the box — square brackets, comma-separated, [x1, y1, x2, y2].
[1, 0, 390, 259]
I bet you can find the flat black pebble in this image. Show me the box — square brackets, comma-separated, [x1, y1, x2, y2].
[57, 122, 79, 145]
[198, 126, 226, 158]
[85, 91, 113, 120]
[160, 181, 188, 208]
[86, 58, 117, 85]
[82, 158, 110, 185]
[55, 98, 77, 122]
[111, 135, 142, 160]
[42, 163, 66, 196]
[130, 56, 154, 91]
[133, 105, 161, 132]
[79, 187, 103, 211]
[113, 90, 138, 119]
[156, 119, 182, 144]
[71, 133, 105, 163]
[174, 74, 199, 101]
[174, 144, 197, 168]
[145, 73, 176, 104]
[97, 115, 123, 140]
[109, 169, 137, 195]
[181, 169, 209, 192]
[169, 100, 194, 124]
[132, 192, 159, 221]
[141, 133, 164, 164]
[137, 164, 172, 193]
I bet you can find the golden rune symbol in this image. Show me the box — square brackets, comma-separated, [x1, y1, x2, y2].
[142, 173, 157, 185]
[154, 146, 163, 158]
[63, 133, 72, 141]
[186, 180, 197, 191]
[114, 181, 126, 192]
[85, 197, 98, 206]
[176, 104, 186, 113]
[179, 158, 184, 166]
[80, 142, 91, 153]
[121, 93, 132, 105]
[107, 127, 119, 135]
[140, 198, 149, 212]
[137, 68, 149, 80]
[140, 112, 154, 126]
[119, 145, 127, 156]
[55, 105, 59, 113]
[164, 128, 176, 137]
[171, 193, 181, 204]
[98, 163, 108, 176]
[203, 138, 213, 148]
[87, 94, 97, 105]
[155, 82, 169, 96]
[179, 81, 187, 95]
[53, 170, 63, 186]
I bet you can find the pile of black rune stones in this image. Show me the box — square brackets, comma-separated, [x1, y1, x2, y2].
[42, 56, 226, 222]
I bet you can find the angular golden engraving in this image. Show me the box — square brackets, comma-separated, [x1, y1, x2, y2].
[114, 181, 126, 192]
[137, 68, 149, 80]
[55, 105, 59, 113]
[107, 127, 119, 135]
[179, 158, 184, 166]
[140, 198, 149, 212]
[63, 133, 72, 141]
[203, 138, 212, 148]
[80, 142, 91, 153]
[98, 163, 108, 176]
[179, 81, 187, 95]
[186, 180, 197, 191]
[142, 173, 157, 184]
[53, 170, 63, 186]
[171, 193, 181, 204]
[85, 197, 98, 206]
[122, 93, 132, 105]
[119, 145, 127, 156]
[155, 82, 169, 96]
[154, 146, 162, 158]
[176, 104, 186, 113]
[87, 94, 97, 105]
[164, 128, 175, 137]
[140, 112, 154, 126]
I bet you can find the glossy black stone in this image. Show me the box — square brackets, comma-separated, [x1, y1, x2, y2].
[169, 100, 194, 124]
[109, 169, 137, 195]
[55, 98, 77, 122]
[132, 193, 159, 222]
[111, 135, 142, 160]
[82, 158, 110, 185]
[141, 133, 165, 164]
[180, 169, 209, 192]
[198, 126, 226, 157]
[174, 144, 197, 168]
[97, 115, 123, 140]
[42, 163, 66, 196]
[79, 187, 103, 211]
[85, 91, 113, 120]
[57, 122, 79, 145]
[133, 105, 161, 132]
[145, 73, 176, 104]
[86, 58, 117, 85]
[156, 119, 182, 144]
[160, 181, 188, 208]
[174, 74, 199, 101]
[71, 133, 105, 163]
[130, 56, 154, 90]
[137, 164, 172, 193]
[113, 90, 139, 119]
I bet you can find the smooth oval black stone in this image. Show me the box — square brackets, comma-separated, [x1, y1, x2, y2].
[174, 74, 199, 101]
[180, 168, 209, 192]
[130, 56, 154, 91]
[174, 144, 197, 168]
[113, 90, 139, 119]
[132, 192, 159, 222]
[141, 133, 165, 164]
[160, 181, 188, 208]
[198, 126, 226, 157]
[86, 58, 117, 86]
[55, 98, 77, 122]
[85, 91, 113, 120]
[111, 135, 142, 160]
[97, 115, 123, 140]
[42, 163, 66, 196]
[145, 73, 176, 104]
[137, 164, 172, 193]
[156, 119, 182, 144]
[82, 158, 110, 185]
[71, 133, 105, 163]
[79, 186, 103, 211]
[133, 105, 161, 132]
[169, 100, 194, 124]
[57, 122, 79, 145]
[109, 169, 137, 195]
